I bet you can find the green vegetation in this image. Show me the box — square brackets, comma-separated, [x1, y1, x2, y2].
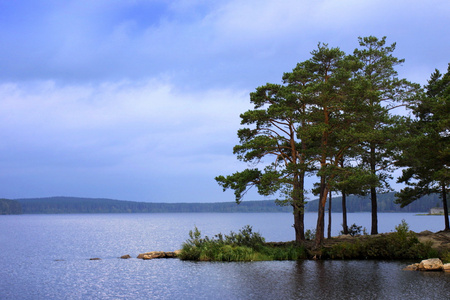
[180, 222, 443, 262]
[215, 35, 449, 246]
[441, 251, 450, 264]
[395, 65, 450, 230]
[179, 226, 307, 261]
[323, 220, 438, 260]
[340, 223, 366, 237]
[0, 199, 22, 215]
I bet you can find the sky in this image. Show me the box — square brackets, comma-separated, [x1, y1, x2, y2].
[0, 0, 448, 203]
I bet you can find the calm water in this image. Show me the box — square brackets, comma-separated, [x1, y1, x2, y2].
[1, 212, 449, 299]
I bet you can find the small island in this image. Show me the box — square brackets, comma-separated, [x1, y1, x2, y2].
[133, 222, 450, 264]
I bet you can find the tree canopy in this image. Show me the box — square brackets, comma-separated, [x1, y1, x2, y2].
[217, 36, 445, 247]
[395, 64, 450, 230]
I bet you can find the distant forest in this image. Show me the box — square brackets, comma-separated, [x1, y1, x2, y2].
[0, 192, 447, 215]
[0, 199, 22, 215]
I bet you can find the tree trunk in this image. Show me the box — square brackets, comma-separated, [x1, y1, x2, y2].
[340, 160, 348, 235]
[293, 204, 305, 242]
[370, 143, 378, 235]
[341, 191, 348, 234]
[370, 187, 378, 235]
[315, 176, 328, 247]
[327, 190, 332, 238]
[442, 183, 449, 231]
[292, 173, 305, 242]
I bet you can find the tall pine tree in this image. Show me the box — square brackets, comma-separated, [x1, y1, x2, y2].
[215, 81, 312, 243]
[352, 36, 419, 234]
[396, 64, 450, 231]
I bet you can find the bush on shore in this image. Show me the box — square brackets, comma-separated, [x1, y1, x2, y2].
[441, 251, 450, 263]
[323, 220, 439, 260]
[178, 225, 307, 261]
[179, 221, 443, 262]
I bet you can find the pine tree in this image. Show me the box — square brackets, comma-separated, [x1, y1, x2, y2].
[352, 36, 420, 234]
[215, 81, 312, 242]
[396, 64, 450, 231]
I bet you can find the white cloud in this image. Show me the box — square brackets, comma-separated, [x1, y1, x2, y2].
[0, 79, 250, 173]
[0, 76, 258, 201]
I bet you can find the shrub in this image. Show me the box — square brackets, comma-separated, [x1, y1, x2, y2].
[179, 226, 306, 261]
[179, 226, 267, 261]
[340, 223, 365, 237]
[220, 225, 266, 250]
[305, 229, 316, 240]
[441, 251, 450, 263]
[214, 245, 253, 261]
[325, 220, 438, 260]
[326, 241, 363, 259]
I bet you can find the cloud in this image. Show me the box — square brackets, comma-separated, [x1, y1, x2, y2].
[1, 0, 448, 87]
[0, 77, 257, 200]
[0, 0, 449, 201]
[0, 79, 247, 162]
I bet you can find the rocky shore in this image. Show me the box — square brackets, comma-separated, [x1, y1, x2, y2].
[136, 250, 181, 260]
[404, 258, 450, 272]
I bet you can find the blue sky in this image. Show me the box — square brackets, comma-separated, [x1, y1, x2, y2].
[0, 0, 448, 202]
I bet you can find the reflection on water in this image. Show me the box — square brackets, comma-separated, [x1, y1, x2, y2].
[219, 260, 450, 299]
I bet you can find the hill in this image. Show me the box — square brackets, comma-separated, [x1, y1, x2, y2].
[0, 199, 22, 215]
[5, 192, 447, 214]
[15, 197, 291, 214]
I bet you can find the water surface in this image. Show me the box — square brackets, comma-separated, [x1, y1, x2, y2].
[1, 213, 449, 299]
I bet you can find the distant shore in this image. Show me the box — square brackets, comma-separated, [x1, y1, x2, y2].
[1, 192, 446, 214]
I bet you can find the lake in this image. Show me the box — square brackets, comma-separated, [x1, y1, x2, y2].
[1, 212, 449, 299]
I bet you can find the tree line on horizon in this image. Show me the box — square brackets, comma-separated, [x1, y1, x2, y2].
[0, 199, 22, 215]
[0, 193, 446, 215]
[216, 36, 449, 247]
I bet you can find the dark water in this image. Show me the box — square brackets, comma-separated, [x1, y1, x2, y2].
[1, 213, 449, 299]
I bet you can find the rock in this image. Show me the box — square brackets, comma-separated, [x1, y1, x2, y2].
[137, 251, 166, 260]
[164, 250, 182, 258]
[164, 252, 176, 258]
[137, 252, 148, 259]
[418, 258, 443, 271]
[120, 254, 131, 259]
[443, 263, 450, 272]
[403, 263, 420, 271]
[137, 250, 182, 260]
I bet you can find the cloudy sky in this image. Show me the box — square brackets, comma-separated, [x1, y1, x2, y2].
[0, 0, 448, 203]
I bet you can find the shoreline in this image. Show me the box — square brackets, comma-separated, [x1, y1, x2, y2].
[119, 230, 450, 262]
